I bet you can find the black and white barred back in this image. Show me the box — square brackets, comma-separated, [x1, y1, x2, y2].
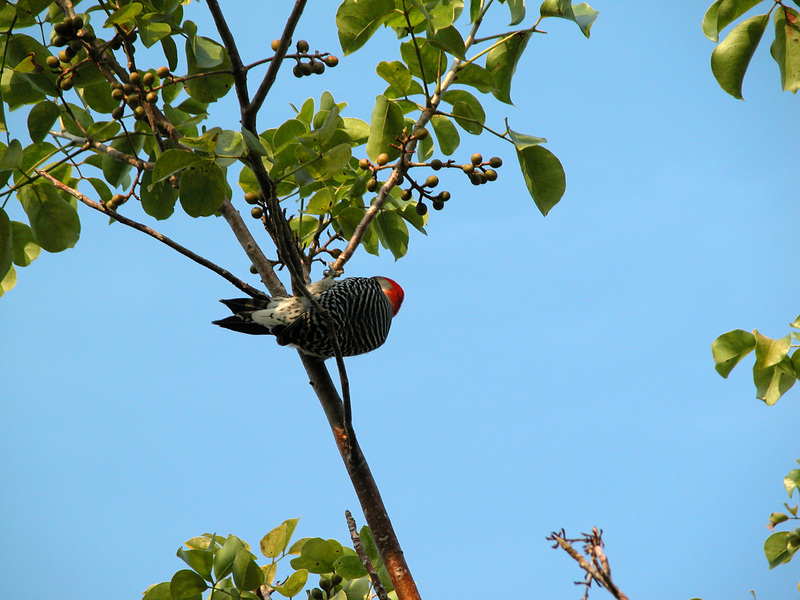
[214, 277, 402, 359]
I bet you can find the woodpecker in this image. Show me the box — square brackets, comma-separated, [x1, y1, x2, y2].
[213, 276, 404, 358]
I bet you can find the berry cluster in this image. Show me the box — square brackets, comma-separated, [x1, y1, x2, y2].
[244, 191, 265, 220]
[309, 574, 343, 600]
[273, 39, 339, 78]
[109, 69, 162, 122]
[47, 16, 95, 88]
[358, 137, 503, 215]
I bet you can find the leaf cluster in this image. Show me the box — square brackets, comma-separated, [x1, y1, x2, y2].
[142, 519, 390, 600]
[703, 0, 800, 98]
[0, 0, 599, 297]
[711, 314, 800, 405]
[764, 461, 800, 588]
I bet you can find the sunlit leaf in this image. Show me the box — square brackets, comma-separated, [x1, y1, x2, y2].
[485, 32, 531, 104]
[702, 0, 765, 42]
[770, 7, 800, 93]
[367, 95, 404, 161]
[169, 569, 207, 600]
[515, 144, 565, 216]
[711, 13, 769, 99]
[336, 0, 396, 54]
[18, 181, 81, 252]
[0, 207, 11, 280]
[10, 220, 40, 266]
[711, 329, 757, 377]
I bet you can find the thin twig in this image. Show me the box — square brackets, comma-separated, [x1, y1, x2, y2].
[35, 170, 264, 299]
[345, 510, 389, 600]
[547, 529, 630, 600]
[50, 130, 154, 170]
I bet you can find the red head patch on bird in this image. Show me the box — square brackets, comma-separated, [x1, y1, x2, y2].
[374, 276, 404, 315]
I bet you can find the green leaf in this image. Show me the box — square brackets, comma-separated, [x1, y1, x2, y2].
[430, 114, 460, 155]
[142, 582, 172, 600]
[443, 89, 485, 134]
[306, 188, 336, 215]
[289, 538, 344, 574]
[753, 356, 795, 405]
[298, 105, 341, 148]
[754, 330, 792, 369]
[19, 181, 81, 252]
[177, 547, 214, 582]
[702, 0, 765, 42]
[375, 210, 409, 259]
[297, 143, 352, 181]
[233, 548, 265, 591]
[0, 207, 11, 281]
[765, 531, 794, 568]
[153, 149, 203, 184]
[272, 569, 308, 598]
[333, 555, 368, 580]
[136, 17, 172, 48]
[169, 569, 207, 600]
[192, 35, 227, 69]
[334, 207, 379, 255]
[0, 262, 16, 297]
[376, 60, 413, 94]
[10, 220, 40, 266]
[185, 35, 234, 103]
[102, 135, 145, 189]
[770, 7, 800, 93]
[341, 117, 370, 145]
[711, 329, 757, 377]
[428, 25, 466, 60]
[453, 63, 498, 93]
[260, 518, 300, 559]
[711, 13, 770, 99]
[507, 0, 526, 25]
[178, 160, 225, 217]
[336, 0, 396, 54]
[27, 101, 59, 144]
[400, 39, 446, 84]
[104, 2, 143, 27]
[358, 527, 379, 564]
[515, 144, 566, 216]
[0, 139, 23, 172]
[539, 1, 598, 38]
[785, 468, 800, 497]
[485, 32, 531, 104]
[213, 536, 246, 581]
[366, 95, 404, 161]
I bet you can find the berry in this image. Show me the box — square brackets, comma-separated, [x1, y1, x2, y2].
[54, 22, 71, 36]
[46, 55, 60, 69]
[296, 39, 309, 53]
[249, 264, 258, 274]
[244, 192, 259, 204]
[462, 164, 474, 174]
[330, 575, 342, 586]
[129, 71, 141, 86]
[400, 188, 412, 200]
[376, 153, 389, 166]
[438, 190, 451, 202]
[415, 202, 427, 216]
[489, 156, 503, 168]
[310, 589, 324, 600]
[471, 152, 483, 165]
[425, 175, 439, 188]
[299, 62, 313, 76]
[126, 94, 140, 107]
[469, 172, 483, 185]
[60, 78, 73, 90]
[310, 60, 325, 75]
[251, 206, 264, 219]
[323, 55, 339, 67]
[133, 105, 146, 120]
[122, 83, 135, 94]
[142, 72, 155, 87]
[68, 38, 82, 51]
[432, 199, 444, 210]
[413, 127, 429, 140]
[430, 159, 442, 170]
[156, 66, 170, 78]
[358, 158, 370, 170]
[57, 49, 71, 63]
[484, 169, 498, 181]
[366, 178, 379, 192]
[270, 39, 281, 52]
[145, 91, 158, 103]
[80, 30, 95, 42]
[111, 106, 124, 120]
[319, 578, 332, 592]
[53, 35, 68, 47]
[111, 88, 125, 101]
[69, 17, 84, 31]
[292, 63, 304, 78]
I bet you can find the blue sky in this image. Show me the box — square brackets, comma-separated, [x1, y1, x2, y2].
[2, 2, 798, 599]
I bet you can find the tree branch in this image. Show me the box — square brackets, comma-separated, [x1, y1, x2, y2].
[548, 529, 630, 600]
[301, 355, 421, 600]
[35, 170, 264, 299]
[345, 510, 389, 600]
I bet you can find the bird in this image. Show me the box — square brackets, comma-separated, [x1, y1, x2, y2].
[213, 276, 404, 358]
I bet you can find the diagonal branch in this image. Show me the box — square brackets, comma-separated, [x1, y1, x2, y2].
[35, 170, 264, 299]
[548, 529, 630, 600]
[246, 0, 308, 126]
